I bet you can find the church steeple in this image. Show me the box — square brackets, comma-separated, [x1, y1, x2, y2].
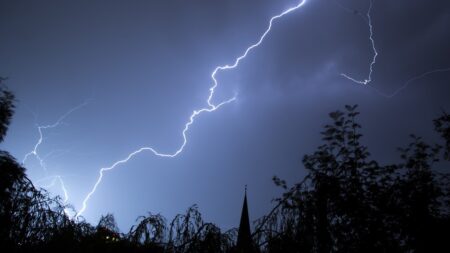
[237, 185, 253, 251]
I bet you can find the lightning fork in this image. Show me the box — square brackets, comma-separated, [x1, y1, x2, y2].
[22, 100, 90, 170]
[22, 100, 89, 207]
[35, 175, 69, 203]
[336, 0, 450, 97]
[76, 0, 309, 217]
[340, 0, 377, 86]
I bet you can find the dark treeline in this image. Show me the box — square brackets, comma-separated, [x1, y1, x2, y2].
[1, 82, 449, 252]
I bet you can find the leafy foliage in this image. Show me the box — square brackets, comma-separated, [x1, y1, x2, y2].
[0, 79, 14, 142]
[253, 105, 450, 252]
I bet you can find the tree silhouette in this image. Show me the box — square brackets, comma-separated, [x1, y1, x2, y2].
[1, 83, 449, 253]
[255, 105, 450, 252]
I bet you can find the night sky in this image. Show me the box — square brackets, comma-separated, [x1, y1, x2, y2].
[1, 0, 449, 231]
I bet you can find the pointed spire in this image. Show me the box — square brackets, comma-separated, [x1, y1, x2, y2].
[237, 186, 253, 251]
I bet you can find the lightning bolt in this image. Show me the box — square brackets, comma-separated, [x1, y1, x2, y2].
[35, 175, 69, 203]
[76, 0, 309, 217]
[337, 0, 450, 97]
[58, 176, 69, 203]
[340, 0, 377, 86]
[371, 67, 450, 98]
[22, 101, 89, 205]
[35, 175, 72, 215]
[22, 100, 90, 169]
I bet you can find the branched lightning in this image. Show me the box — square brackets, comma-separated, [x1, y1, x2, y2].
[16, 0, 447, 220]
[337, 0, 450, 97]
[22, 101, 89, 205]
[76, 0, 309, 217]
[340, 0, 377, 85]
[22, 101, 90, 169]
[35, 175, 69, 203]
